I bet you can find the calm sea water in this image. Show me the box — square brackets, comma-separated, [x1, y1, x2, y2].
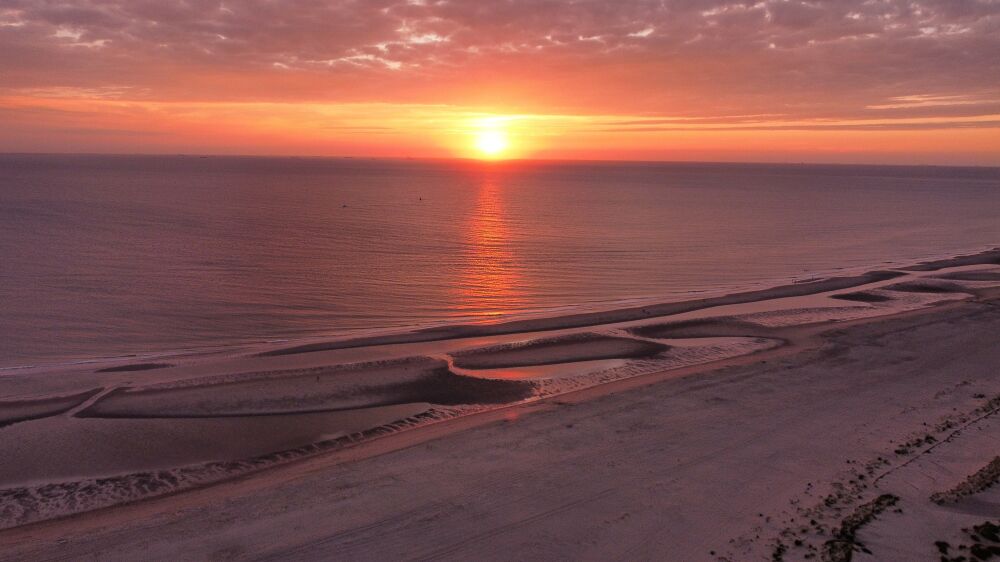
[1, 154, 998, 368]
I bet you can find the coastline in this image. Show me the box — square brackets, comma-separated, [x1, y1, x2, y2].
[4, 243, 998, 373]
[1, 247, 1000, 553]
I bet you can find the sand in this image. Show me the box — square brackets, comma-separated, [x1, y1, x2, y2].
[81, 357, 534, 418]
[0, 389, 100, 428]
[1, 251, 1000, 560]
[255, 270, 909, 357]
[451, 333, 669, 369]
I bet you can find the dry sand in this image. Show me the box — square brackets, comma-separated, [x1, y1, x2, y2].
[1, 252, 1000, 560]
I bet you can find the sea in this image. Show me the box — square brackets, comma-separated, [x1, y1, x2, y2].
[1, 154, 998, 368]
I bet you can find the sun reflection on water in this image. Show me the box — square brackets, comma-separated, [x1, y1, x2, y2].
[455, 177, 527, 318]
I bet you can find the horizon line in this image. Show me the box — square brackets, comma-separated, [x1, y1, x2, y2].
[2, 151, 999, 170]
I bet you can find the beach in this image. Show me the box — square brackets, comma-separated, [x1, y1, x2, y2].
[1, 250, 1000, 560]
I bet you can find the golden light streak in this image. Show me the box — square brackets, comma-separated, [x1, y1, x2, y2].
[0, 93, 998, 163]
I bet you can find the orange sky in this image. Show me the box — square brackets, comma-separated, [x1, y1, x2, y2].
[2, 1, 999, 164]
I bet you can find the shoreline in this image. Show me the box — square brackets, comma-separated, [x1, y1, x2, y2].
[1, 248, 999, 538]
[2, 267, 1000, 559]
[3, 245, 998, 373]
[4, 244, 996, 375]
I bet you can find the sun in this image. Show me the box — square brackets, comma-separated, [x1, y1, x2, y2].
[474, 129, 510, 159]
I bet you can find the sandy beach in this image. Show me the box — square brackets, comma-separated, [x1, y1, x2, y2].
[1, 250, 1000, 560]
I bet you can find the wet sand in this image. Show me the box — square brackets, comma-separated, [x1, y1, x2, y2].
[0, 389, 101, 428]
[255, 270, 913, 357]
[81, 357, 535, 418]
[1, 250, 1000, 559]
[451, 333, 669, 369]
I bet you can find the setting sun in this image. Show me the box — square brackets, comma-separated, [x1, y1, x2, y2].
[474, 129, 510, 159]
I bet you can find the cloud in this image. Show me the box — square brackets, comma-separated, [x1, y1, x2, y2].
[0, 0, 998, 155]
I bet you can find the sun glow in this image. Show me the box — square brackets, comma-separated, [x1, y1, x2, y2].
[474, 128, 510, 159]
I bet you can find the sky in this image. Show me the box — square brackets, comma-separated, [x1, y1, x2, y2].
[1, 0, 999, 164]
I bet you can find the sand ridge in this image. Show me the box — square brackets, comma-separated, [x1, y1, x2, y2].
[451, 333, 670, 369]
[0, 389, 101, 428]
[255, 269, 911, 357]
[80, 356, 536, 419]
